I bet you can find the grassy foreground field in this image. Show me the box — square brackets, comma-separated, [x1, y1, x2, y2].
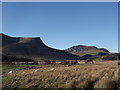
[2, 61, 120, 89]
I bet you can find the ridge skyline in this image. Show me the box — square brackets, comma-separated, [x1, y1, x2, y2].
[1, 33, 114, 53]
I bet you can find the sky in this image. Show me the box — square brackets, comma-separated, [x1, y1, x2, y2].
[2, 2, 118, 53]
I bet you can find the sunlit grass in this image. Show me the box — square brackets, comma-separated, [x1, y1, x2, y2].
[2, 61, 119, 88]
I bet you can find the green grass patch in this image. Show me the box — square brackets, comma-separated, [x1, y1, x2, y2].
[18, 65, 40, 67]
[2, 65, 24, 71]
[2, 65, 23, 71]
[2, 64, 50, 71]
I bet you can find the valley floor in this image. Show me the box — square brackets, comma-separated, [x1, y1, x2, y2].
[2, 61, 120, 89]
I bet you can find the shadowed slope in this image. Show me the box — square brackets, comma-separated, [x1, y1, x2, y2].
[1, 33, 80, 61]
[1, 33, 19, 46]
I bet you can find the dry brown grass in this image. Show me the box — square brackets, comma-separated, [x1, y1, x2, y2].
[2, 61, 119, 89]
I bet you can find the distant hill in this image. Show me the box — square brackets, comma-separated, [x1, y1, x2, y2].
[1, 33, 81, 61]
[65, 45, 110, 56]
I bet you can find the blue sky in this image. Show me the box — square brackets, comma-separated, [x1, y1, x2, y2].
[2, 2, 118, 52]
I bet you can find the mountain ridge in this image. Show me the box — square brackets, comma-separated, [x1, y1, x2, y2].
[1, 33, 111, 61]
[65, 45, 110, 56]
[1, 33, 81, 61]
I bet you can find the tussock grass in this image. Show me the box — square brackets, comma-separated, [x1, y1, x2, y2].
[2, 61, 119, 88]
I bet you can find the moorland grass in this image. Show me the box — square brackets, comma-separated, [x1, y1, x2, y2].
[2, 61, 119, 89]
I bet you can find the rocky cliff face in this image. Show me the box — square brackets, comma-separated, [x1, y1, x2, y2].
[1, 33, 80, 61]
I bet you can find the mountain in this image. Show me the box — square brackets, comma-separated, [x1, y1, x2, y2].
[1, 33, 80, 61]
[65, 45, 110, 56]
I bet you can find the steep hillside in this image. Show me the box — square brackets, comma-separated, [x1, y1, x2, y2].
[1, 33, 80, 61]
[2, 33, 19, 47]
[65, 45, 110, 56]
